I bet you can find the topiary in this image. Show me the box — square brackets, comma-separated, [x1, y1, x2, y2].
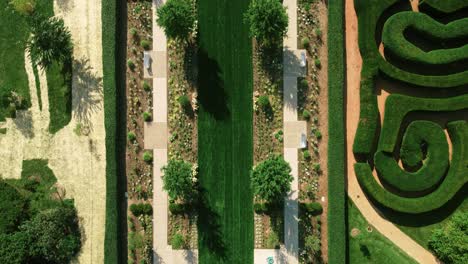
[305, 202, 323, 215]
[143, 111, 152, 122]
[143, 151, 153, 163]
[127, 59, 135, 71]
[142, 81, 151, 92]
[127, 131, 136, 142]
[303, 150, 311, 160]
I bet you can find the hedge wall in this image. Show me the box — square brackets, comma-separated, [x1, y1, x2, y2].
[374, 121, 449, 193]
[327, 0, 346, 262]
[355, 121, 468, 214]
[382, 12, 468, 65]
[421, 0, 468, 14]
[102, 0, 126, 263]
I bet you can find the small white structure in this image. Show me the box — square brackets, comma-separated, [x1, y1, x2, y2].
[144, 51, 152, 76]
[300, 133, 307, 149]
[300, 51, 306, 67]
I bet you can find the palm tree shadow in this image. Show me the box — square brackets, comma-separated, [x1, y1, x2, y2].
[197, 48, 229, 121]
[72, 58, 103, 131]
[197, 188, 228, 261]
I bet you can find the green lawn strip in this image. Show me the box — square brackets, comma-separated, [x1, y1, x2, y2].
[47, 60, 72, 133]
[348, 199, 418, 264]
[197, 0, 254, 263]
[327, 0, 347, 263]
[102, 0, 126, 263]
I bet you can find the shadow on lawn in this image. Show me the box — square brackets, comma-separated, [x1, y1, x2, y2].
[197, 48, 229, 121]
[197, 188, 228, 261]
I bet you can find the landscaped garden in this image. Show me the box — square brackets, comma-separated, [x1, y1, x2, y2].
[348, 0, 468, 263]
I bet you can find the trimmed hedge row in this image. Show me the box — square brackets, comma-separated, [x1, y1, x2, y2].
[102, 0, 126, 263]
[378, 94, 468, 152]
[374, 121, 449, 192]
[356, 121, 468, 214]
[422, 0, 468, 14]
[382, 12, 468, 65]
[327, 0, 346, 262]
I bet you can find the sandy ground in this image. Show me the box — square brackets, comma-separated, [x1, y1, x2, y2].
[345, 0, 438, 263]
[0, 1, 105, 263]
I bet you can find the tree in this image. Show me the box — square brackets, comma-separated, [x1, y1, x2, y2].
[244, 0, 288, 47]
[0, 232, 30, 264]
[27, 15, 73, 69]
[429, 211, 468, 264]
[21, 206, 81, 264]
[0, 181, 27, 233]
[156, 0, 196, 40]
[251, 155, 293, 203]
[162, 159, 195, 202]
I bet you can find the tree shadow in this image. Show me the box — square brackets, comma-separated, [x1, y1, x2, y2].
[197, 48, 229, 121]
[72, 58, 103, 131]
[56, 0, 74, 12]
[13, 110, 34, 138]
[359, 244, 371, 258]
[196, 188, 227, 261]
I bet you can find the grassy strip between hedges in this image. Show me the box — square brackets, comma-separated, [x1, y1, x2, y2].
[102, 0, 126, 263]
[327, 0, 346, 263]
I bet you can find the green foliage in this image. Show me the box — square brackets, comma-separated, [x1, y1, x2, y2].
[244, 0, 288, 47]
[168, 202, 185, 215]
[301, 37, 310, 48]
[428, 211, 468, 264]
[303, 150, 311, 160]
[162, 159, 195, 202]
[327, 0, 346, 262]
[142, 80, 151, 91]
[27, 16, 73, 69]
[266, 232, 280, 249]
[127, 131, 136, 142]
[0, 181, 26, 233]
[156, 0, 195, 40]
[314, 58, 321, 68]
[171, 233, 185, 249]
[129, 203, 153, 217]
[129, 27, 137, 37]
[140, 40, 151, 50]
[143, 111, 152, 121]
[315, 28, 322, 39]
[253, 202, 268, 214]
[177, 94, 191, 109]
[127, 59, 135, 70]
[47, 60, 72, 134]
[9, 0, 35, 15]
[251, 155, 293, 203]
[302, 109, 311, 120]
[314, 130, 322, 140]
[304, 202, 323, 216]
[142, 151, 153, 163]
[305, 235, 321, 255]
[257, 94, 270, 109]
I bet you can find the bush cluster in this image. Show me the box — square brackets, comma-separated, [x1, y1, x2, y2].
[129, 203, 153, 217]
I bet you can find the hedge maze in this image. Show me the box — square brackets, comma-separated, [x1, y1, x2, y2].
[353, 0, 468, 215]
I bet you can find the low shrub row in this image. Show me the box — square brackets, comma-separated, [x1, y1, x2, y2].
[378, 94, 468, 152]
[421, 0, 468, 14]
[327, 0, 346, 262]
[356, 121, 468, 214]
[374, 121, 449, 192]
[382, 12, 468, 66]
[130, 203, 153, 217]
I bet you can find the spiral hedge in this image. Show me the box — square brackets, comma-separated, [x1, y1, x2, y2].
[353, 0, 468, 214]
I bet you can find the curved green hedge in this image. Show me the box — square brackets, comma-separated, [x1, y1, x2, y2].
[422, 0, 468, 14]
[382, 12, 468, 65]
[356, 121, 468, 214]
[374, 121, 449, 192]
[378, 94, 468, 152]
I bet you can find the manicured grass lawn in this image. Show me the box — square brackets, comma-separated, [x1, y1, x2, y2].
[348, 200, 417, 264]
[197, 0, 254, 263]
[0, 1, 71, 133]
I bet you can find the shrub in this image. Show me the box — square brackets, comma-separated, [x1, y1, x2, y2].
[142, 81, 151, 92]
[156, 0, 196, 40]
[305, 234, 321, 255]
[177, 95, 191, 109]
[9, 0, 35, 15]
[253, 202, 268, 214]
[302, 109, 311, 120]
[129, 203, 153, 217]
[127, 59, 135, 71]
[162, 159, 195, 202]
[129, 27, 137, 37]
[302, 37, 310, 48]
[169, 202, 185, 215]
[304, 202, 323, 215]
[143, 111, 152, 122]
[140, 40, 151, 50]
[303, 150, 311, 160]
[266, 232, 280, 249]
[314, 58, 321, 68]
[251, 155, 293, 203]
[171, 233, 185, 249]
[244, 0, 288, 47]
[313, 163, 321, 173]
[315, 28, 322, 39]
[315, 130, 322, 140]
[127, 131, 136, 142]
[142, 151, 153, 163]
[257, 95, 270, 109]
[300, 78, 309, 90]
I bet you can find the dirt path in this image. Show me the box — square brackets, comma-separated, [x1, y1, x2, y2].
[0, 1, 106, 263]
[345, 0, 438, 263]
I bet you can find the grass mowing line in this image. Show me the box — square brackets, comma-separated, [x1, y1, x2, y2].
[327, 0, 347, 263]
[102, 0, 127, 263]
[197, 0, 254, 263]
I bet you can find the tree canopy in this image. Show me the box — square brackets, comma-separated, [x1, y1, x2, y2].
[244, 0, 288, 47]
[429, 211, 468, 264]
[251, 155, 293, 203]
[162, 159, 196, 202]
[156, 0, 196, 40]
[0, 181, 27, 233]
[27, 15, 73, 69]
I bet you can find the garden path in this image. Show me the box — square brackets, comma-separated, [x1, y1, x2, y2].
[345, 0, 438, 263]
[150, 0, 198, 263]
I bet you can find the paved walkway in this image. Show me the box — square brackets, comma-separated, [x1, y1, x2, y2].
[254, 0, 304, 263]
[345, 0, 438, 263]
[149, 0, 198, 263]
